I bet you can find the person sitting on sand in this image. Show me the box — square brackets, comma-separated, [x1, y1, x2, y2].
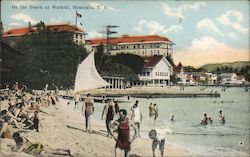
[82, 93, 94, 133]
[111, 109, 136, 157]
[12, 132, 44, 155]
[131, 100, 142, 138]
[219, 110, 225, 124]
[102, 99, 115, 137]
[201, 113, 208, 125]
[0, 115, 13, 139]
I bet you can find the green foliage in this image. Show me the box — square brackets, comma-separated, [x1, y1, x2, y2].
[201, 61, 250, 81]
[94, 45, 144, 81]
[110, 54, 144, 74]
[99, 63, 138, 80]
[12, 27, 87, 89]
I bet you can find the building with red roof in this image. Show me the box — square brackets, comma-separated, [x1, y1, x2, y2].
[86, 35, 174, 57]
[136, 55, 173, 86]
[3, 24, 86, 45]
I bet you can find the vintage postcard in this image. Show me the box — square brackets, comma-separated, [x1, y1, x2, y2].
[0, 0, 249, 157]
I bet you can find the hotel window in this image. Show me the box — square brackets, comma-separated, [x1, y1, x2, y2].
[134, 45, 136, 49]
[126, 46, 129, 49]
[147, 72, 150, 76]
[157, 50, 160, 55]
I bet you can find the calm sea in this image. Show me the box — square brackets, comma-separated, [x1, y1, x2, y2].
[69, 87, 250, 156]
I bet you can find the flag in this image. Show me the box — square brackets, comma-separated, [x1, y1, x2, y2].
[76, 11, 82, 18]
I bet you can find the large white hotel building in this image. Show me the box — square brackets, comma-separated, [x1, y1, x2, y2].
[86, 35, 174, 58]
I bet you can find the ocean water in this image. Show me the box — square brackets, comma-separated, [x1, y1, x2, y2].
[69, 87, 250, 156]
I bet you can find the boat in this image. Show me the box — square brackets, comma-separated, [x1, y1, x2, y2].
[74, 51, 110, 93]
[62, 51, 129, 103]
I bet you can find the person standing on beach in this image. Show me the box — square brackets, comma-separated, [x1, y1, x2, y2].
[111, 109, 136, 157]
[219, 110, 225, 124]
[131, 100, 142, 137]
[82, 93, 94, 133]
[149, 128, 172, 157]
[102, 99, 115, 137]
[74, 92, 81, 110]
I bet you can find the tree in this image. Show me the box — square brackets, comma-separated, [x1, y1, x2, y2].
[12, 23, 87, 89]
[110, 54, 144, 74]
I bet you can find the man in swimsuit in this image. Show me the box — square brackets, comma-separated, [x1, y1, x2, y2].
[102, 99, 115, 137]
[219, 110, 225, 124]
[111, 109, 136, 157]
[82, 93, 94, 133]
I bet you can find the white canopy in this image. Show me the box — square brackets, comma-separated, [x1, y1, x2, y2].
[74, 52, 110, 93]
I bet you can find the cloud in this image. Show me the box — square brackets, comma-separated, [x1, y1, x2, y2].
[227, 32, 238, 40]
[196, 18, 224, 36]
[174, 36, 249, 67]
[89, 2, 120, 12]
[161, 2, 206, 19]
[133, 19, 182, 34]
[49, 17, 66, 24]
[87, 30, 104, 38]
[218, 10, 248, 32]
[8, 22, 23, 27]
[11, 13, 37, 24]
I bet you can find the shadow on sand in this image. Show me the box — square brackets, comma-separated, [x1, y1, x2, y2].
[129, 154, 142, 157]
[66, 125, 107, 137]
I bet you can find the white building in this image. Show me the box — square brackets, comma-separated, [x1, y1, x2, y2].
[86, 35, 174, 57]
[136, 55, 173, 87]
[3, 24, 86, 45]
[176, 68, 195, 85]
[205, 72, 218, 85]
[219, 73, 246, 85]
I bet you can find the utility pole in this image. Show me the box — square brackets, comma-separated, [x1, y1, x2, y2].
[104, 25, 119, 55]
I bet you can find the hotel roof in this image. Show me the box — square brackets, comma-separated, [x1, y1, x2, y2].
[143, 55, 164, 68]
[86, 35, 173, 45]
[3, 24, 85, 37]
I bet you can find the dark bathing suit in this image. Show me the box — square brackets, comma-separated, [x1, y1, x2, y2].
[116, 117, 131, 151]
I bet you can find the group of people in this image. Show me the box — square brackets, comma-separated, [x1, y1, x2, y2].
[201, 110, 225, 125]
[149, 102, 158, 122]
[0, 82, 60, 155]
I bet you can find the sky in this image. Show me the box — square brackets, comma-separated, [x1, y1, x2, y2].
[1, 0, 249, 67]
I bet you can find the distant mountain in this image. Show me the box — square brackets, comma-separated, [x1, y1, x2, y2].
[200, 61, 250, 72]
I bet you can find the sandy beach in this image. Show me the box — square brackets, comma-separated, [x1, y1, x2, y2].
[0, 97, 190, 157]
